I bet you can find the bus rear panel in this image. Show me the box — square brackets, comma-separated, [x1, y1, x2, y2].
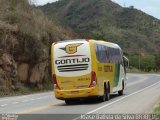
[51, 40, 98, 100]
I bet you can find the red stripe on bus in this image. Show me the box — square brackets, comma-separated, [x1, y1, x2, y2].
[58, 55, 86, 58]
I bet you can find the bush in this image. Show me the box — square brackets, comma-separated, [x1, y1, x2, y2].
[155, 55, 160, 71]
[128, 55, 156, 72]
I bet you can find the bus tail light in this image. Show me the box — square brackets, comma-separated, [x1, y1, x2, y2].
[52, 74, 60, 90]
[89, 71, 97, 87]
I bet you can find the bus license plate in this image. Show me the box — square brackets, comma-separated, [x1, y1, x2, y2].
[71, 91, 79, 94]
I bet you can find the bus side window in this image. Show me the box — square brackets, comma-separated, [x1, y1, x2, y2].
[95, 44, 101, 62]
[96, 44, 107, 63]
[101, 45, 107, 62]
[105, 46, 109, 63]
[98, 45, 102, 62]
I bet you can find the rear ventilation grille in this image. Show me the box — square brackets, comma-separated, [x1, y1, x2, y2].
[57, 64, 88, 72]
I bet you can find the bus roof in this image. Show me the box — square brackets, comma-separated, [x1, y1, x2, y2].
[90, 39, 121, 49]
[55, 39, 86, 44]
[54, 39, 121, 49]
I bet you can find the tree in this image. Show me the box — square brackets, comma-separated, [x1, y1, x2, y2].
[155, 55, 160, 71]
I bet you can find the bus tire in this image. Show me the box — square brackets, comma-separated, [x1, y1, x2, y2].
[118, 90, 123, 95]
[118, 81, 124, 96]
[100, 88, 106, 102]
[106, 83, 110, 101]
[65, 99, 72, 105]
[100, 84, 110, 102]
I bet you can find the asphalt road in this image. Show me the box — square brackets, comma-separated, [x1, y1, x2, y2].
[0, 74, 160, 120]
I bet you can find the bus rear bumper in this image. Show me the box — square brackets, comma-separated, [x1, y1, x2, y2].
[54, 86, 99, 100]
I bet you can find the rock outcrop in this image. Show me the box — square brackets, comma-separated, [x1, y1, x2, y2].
[30, 61, 49, 84]
[0, 53, 17, 81]
[17, 63, 29, 82]
[0, 52, 17, 92]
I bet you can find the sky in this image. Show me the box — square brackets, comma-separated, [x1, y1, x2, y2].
[112, 0, 160, 19]
[30, 0, 58, 5]
[31, 0, 160, 19]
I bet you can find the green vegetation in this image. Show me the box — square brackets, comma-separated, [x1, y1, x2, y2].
[40, 0, 160, 72]
[1, 0, 53, 63]
[155, 55, 160, 71]
[40, 0, 160, 55]
[0, 82, 53, 97]
[0, 72, 53, 97]
[127, 54, 160, 72]
[0, 0, 160, 96]
[128, 55, 155, 72]
[0, 0, 77, 64]
[154, 104, 160, 115]
[0, 0, 77, 97]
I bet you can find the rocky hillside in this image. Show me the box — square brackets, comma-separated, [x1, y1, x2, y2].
[0, 0, 77, 95]
[40, 0, 160, 55]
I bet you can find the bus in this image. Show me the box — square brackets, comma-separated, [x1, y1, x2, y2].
[51, 39, 128, 104]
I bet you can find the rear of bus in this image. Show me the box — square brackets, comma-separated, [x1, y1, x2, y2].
[51, 40, 98, 101]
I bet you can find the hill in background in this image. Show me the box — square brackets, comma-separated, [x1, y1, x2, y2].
[40, 0, 160, 55]
[0, 0, 77, 95]
[0, 0, 160, 96]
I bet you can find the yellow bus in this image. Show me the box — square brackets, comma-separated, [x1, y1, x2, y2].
[51, 39, 128, 104]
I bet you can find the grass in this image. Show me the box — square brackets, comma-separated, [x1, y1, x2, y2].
[0, 85, 53, 98]
[0, 77, 53, 98]
[154, 104, 160, 115]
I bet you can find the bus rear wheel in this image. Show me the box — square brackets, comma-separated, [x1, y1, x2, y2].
[65, 99, 72, 105]
[100, 89, 106, 102]
[100, 84, 110, 102]
[106, 85, 110, 101]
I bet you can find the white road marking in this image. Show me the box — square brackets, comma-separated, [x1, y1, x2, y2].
[12, 96, 49, 105]
[37, 96, 49, 99]
[72, 80, 160, 120]
[1, 104, 8, 107]
[29, 98, 35, 101]
[12, 102, 19, 104]
[43, 96, 50, 98]
[87, 81, 160, 114]
[22, 100, 29, 103]
[0, 96, 27, 102]
[0, 92, 52, 102]
[127, 76, 148, 87]
[37, 98, 42, 100]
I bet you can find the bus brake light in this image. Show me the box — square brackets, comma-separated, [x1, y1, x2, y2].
[89, 71, 97, 87]
[52, 74, 60, 90]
